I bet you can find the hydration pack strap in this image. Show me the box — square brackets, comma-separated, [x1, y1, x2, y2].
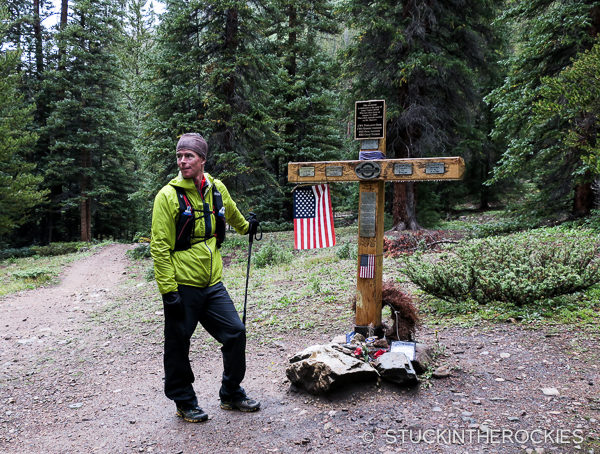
[173, 183, 225, 251]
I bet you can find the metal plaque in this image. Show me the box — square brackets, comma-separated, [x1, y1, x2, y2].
[355, 161, 381, 180]
[360, 139, 379, 150]
[425, 162, 445, 174]
[359, 192, 376, 238]
[355, 100, 386, 140]
[394, 163, 413, 175]
[298, 166, 315, 177]
[325, 166, 343, 177]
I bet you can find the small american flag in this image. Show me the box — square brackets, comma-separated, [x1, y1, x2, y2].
[359, 254, 375, 279]
[293, 184, 336, 250]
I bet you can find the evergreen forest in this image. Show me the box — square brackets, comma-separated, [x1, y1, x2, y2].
[2, 0, 600, 246]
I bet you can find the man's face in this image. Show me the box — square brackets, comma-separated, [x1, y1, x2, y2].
[177, 150, 206, 180]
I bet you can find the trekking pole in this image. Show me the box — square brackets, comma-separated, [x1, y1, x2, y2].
[243, 212, 262, 325]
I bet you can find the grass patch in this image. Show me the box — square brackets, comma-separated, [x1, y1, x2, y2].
[417, 282, 600, 328]
[0, 243, 108, 296]
[91, 218, 600, 347]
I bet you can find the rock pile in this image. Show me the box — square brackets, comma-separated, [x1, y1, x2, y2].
[286, 336, 436, 394]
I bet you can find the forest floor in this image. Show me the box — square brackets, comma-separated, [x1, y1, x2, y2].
[1, 240, 599, 454]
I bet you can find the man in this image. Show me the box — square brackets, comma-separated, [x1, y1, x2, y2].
[151, 133, 260, 423]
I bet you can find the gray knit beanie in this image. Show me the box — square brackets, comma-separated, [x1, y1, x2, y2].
[176, 133, 208, 159]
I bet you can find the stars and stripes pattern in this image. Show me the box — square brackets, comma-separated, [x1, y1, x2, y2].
[293, 184, 336, 250]
[359, 254, 375, 279]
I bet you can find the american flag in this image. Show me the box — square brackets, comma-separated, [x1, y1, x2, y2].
[359, 254, 375, 279]
[293, 184, 336, 250]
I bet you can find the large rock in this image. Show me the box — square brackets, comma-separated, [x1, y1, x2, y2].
[412, 343, 434, 374]
[374, 352, 418, 385]
[287, 344, 377, 394]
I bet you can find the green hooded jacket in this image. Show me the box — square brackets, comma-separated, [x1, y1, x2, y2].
[151, 173, 249, 294]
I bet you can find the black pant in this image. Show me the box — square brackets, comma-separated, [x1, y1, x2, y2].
[163, 282, 246, 407]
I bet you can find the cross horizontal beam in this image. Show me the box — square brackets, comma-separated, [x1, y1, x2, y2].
[288, 157, 465, 184]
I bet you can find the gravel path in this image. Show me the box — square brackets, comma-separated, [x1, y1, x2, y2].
[1, 244, 598, 453]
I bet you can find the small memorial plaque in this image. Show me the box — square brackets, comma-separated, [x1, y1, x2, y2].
[390, 341, 416, 361]
[298, 166, 315, 177]
[425, 162, 445, 174]
[355, 100, 386, 140]
[359, 192, 376, 238]
[360, 139, 379, 150]
[325, 166, 343, 177]
[394, 163, 413, 175]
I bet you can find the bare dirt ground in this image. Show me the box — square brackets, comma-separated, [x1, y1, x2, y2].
[1, 244, 599, 454]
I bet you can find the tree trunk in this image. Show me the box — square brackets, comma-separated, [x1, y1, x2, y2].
[80, 148, 92, 242]
[61, 0, 68, 27]
[58, 0, 68, 68]
[390, 102, 420, 231]
[573, 181, 593, 217]
[285, 3, 297, 179]
[33, 0, 44, 76]
[286, 4, 297, 79]
[222, 7, 238, 153]
[391, 182, 420, 231]
[479, 151, 491, 210]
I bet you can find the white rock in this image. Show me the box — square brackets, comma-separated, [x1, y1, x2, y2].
[541, 387, 559, 396]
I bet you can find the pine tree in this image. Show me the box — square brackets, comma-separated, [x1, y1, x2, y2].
[487, 0, 600, 218]
[121, 0, 157, 140]
[535, 40, 600, 178]
[142, 0, 275, 212]
[0, 10, 47, 238]
[264, 0, 344, 219]
[42, 0, 137, 241]
[343, 0, 498, 229]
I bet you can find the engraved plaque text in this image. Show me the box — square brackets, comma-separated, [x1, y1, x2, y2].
[425, 162, 445, 174]
[359, 192, 376, 238]
[360, 139, 379, 150]
[394, 163, 413, 175]
[325, 166, 343, 177]
[298, 166, 315, 177]
[355, 100, 385, 140]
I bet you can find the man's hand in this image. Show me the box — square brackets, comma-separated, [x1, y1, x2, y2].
[248, 218, 260, 237]
[162, 291, 184, 318]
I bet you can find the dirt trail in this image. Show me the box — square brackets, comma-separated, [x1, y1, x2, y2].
[1, 245, 599, 454]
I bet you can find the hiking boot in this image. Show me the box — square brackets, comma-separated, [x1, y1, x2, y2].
[220, 396, 261, 412]
[176, 405, 209, 423]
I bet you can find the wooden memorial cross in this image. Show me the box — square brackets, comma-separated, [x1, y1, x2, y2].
[288, 100, 465, 335]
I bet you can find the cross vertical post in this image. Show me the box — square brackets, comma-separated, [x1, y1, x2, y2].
[356, 179, 384, 331]
[354, 99, 387, 335]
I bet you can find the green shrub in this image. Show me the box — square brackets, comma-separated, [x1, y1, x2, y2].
[127, 243, 151, 259]
[11, 267, 53, 283]
[252, 241, 293, 268]
[220, 234, 247, 253]
[144, 266, 155, 282]
[336, 242, 357, 261]
[258, 220, 294, 232]
[466, 217, 538, 238]
[30, 242, 88, 257]
[403, 228, 600, 306]
[0, 247, 35, 260]
[561, 209, 600, 232]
